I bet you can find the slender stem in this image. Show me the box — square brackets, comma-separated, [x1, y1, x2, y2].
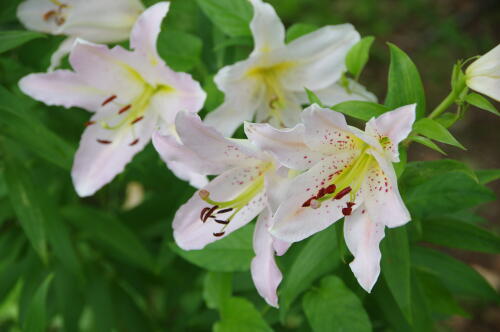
[428, 90, 456, 119]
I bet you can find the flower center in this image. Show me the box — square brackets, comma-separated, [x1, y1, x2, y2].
[43, 0, 69, 26]
[302, 145, 375, 216]
[246, 62, 294, 126]
[198, 163, 272, 237]
[86, 67, 173, 146]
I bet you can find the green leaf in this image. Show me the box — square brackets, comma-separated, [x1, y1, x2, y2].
[381, 227, 411, 322]
[416, 270, 469, 317]
[203, 272, 232, 309]
[279, 226, 340, 321]
[170, 224, 254, 272]
[303, 276, 372, 332]
[346, 36, 375, 79]
[214, 297, 272, 332]
[476, 169, 500, 184]
[465, 93, 500, 116]
[3, 143, 47, 262]
[23, 274, 53, 332]
[305, 88, 324, 106]
[331, 101, 389, 121]
[401, 159, 477, 188]
[385, 43, 426, 118]
[411, 246, 499, 302]
[196, 0, 253, 37]
[0, 30, 46, 54]
[411, 136, 446, 155]
[422, 217, 500, 253]
[157, 30, 202, 72]
[413, 118, 465, 150]
[87, 276, 115, 332]
[61, 205, 155, 272]
[286, 23, 318, 43]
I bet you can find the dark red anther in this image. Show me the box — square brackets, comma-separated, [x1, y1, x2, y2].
[129, 138, 140, 146]
[203, 205, 219, 222]
[217, 208, 233, 214]
[97, 139, 112, 144]
[84, 121, 96, 127]
[334, 187, 352, 200]
[102, 95, 117, 106]
[200, 207, 210, 222]
[316, 187, 326, 199]
[118, 104, 132, 114]
[43, 10, 56, 21]
[342, 207, 352, 216]
[131, 116, 144, 125]
[213, 232, 225, 237]
[346, 202, 356, 208]
[302, 197, 314, 207]
[215, 219, 229, 225]
[325, 184, 336, 194]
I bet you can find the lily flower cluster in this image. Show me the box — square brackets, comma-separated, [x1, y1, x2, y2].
[17, 0, 500, 308]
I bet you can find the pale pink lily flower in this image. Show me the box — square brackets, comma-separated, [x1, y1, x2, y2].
[204, 0, 374, 137]
[153, 112, 291, 307]
[466, 44, 500, 102]
[245, 103, 416, 292]
[19, 2, 206, 197]
[17, 0, 145, 71]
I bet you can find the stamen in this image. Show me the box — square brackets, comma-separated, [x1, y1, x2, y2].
[217, 208, 233, 214]
[302, 197, 314, 207]
[84, 121, 96, 127]
[334, 187, 352, 200]
[269, 96, 279, 109]
[200, 207, 210, 222]
[342, 207, 352, 216]
[203, 205, 219, 222]
[316, 188, 326, 199]
[43, 10, 56, 20]
[215, 219, 229, 225]
[55, 17, 65, 26]
[131, 116, 144, 125]
[118, 104, 132, 114]
[102, 95, 117, 106]
[213, 232, 225, 237]
[129, 139, 140, 146]
[97, 139, 112, 144]
[325, 184, 336, 194]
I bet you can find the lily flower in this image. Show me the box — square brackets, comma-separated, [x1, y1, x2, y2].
[19, 2, 206, 197]
[17, 0, 145, 71]
[466, 44, 500, 101]
[204, 0, 364, 137]
[154, 112, 291, 307]
[245, 103, 416, 292]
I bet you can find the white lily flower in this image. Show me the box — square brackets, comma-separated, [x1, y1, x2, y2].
[19, 2, 206, 197]
[245, 103, 416, 292]
[466, 44, 500, 102]
[204, 0, 363, 137]
[154, 112, 291, 307]
[17, 0, 144, 71]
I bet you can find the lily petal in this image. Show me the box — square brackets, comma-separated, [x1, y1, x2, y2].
[301, 104, 361, 155]
[177, 112, 261, 168]
[271, 156, 358, 243]
[466, 44, 500, 102]
[251, 209, 284, 308]
[19, 70, 105, 111]
[71, 106, 157, 197]
[48, 36, 76, 72]
[244, 122, 326, 170]
[152, 132, 224, 188]
[173, 166, 267, 250]
[283, 24, 360, 91]
[129, 1, 169, 66]
[365, 104, 416, 161]
[249, 0, 285, 54]
[362, 150, 411, 228]
[344, 205, 385, 292]
[17, 0, 64, 34]
[299, 79, 378, 106]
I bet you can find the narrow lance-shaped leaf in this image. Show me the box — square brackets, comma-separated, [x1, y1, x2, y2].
[203, 272, 233, 309]
[0, 30, 46, 54]
[346, 36, 375, 79]
[411, 136, 446, 155]
[23, 274, 53, 332]
[385, 43, 426, 118]
[465, 93, 500, 116]
[196, 0, 252, 37]
[214, 297, 272, 332]
[331, 101, 389, 121]
[413, 118, 465, 150]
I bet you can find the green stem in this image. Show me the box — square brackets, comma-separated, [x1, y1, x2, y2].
[428, 90, 456, 119]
